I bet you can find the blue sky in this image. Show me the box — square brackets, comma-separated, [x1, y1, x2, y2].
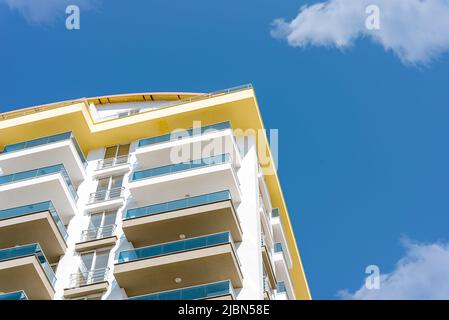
[1, 0, 449, 299]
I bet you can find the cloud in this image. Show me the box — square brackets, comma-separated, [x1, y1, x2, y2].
[0, 0, 99, 25]
[338, 238, 449, 299]
[271, 0, 449, 65]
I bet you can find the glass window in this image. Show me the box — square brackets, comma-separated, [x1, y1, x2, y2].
[104, 144, 130, 159]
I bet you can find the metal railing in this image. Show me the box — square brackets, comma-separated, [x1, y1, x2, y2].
[0, 201, 68, 240]
[131, 154, 232, 181]
[96, 155, 130, 170]
[0, 291, 28, 300]
[1, 132, 87, 167]
[0, 84, 252, 122]
[138, 121, 231, 148]
[118, 231, 237, 263]
[0, 243, 56, 286]
[263, 276, 274, 300]
[87, 187, 124, 204]
[129, 280, 235, 300]
[68, 267, 109, 288]
[0, 164, 78, 202]
[125, 190, 232, 220]
[80, 224, 116, 242]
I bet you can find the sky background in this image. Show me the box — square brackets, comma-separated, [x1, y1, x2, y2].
[1, 0, 449, 299]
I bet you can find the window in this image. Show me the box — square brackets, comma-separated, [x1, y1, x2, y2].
[274, 242, 283, 253]
[81, 210, 117, 242]
[104, 144, 130, 160]
[277, 281, 286, 293]
[91, 175, 124, 202]
[76, 249, 110, 286]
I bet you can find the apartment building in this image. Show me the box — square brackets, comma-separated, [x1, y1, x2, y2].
[0, 85, 310, 300]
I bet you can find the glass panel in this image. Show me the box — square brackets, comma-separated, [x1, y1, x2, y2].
[138, 121, 231, 148]
[111, 175, 123, 189]
[132, 154, 230, 181]
[89, 213, 103, 229]
[128, 280, 232, 300]
[94, 251, 110, 270]
[117, 144, 130, 157]
[79, 252, 94, 272]
[96, 178, 109, 191]
[103, 211, 117, 226]
[118, 232, 231, 262]
[104, 146, 118, 159]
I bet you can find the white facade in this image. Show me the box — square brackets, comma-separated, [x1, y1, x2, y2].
[0, 115, 294, 300]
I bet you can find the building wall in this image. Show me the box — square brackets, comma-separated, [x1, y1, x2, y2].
[52, 134, 275, 300]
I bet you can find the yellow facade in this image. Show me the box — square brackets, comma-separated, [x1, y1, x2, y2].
[0, 85, 311, 300]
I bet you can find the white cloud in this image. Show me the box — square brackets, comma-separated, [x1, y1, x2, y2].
[271, 0, 449, 65]
[0, 0, 99, 25]
[338, 239, 449, 299]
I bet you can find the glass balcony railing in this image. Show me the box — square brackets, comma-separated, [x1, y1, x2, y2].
[0, 291, 28, 300]
[0, 201, 68, 240]
[277, 281, 287, 293]
[1, 132, 87, 167]
[118, 231, 235, 263]
[125, 190, 231, 220]
[138, 121, 231, 148]
[0, 243, 56, 287]
[128, 280, 235, 300]
[0, 164, 78, 202]
[131, 154, 231, 181]
[274, 242, 283, 253]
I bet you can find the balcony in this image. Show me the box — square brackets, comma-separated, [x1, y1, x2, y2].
[75, 225, 117, 252]
[0, 244, 56, 300]
[93, 155, 131, 178]
[128, 280, 235, 300]
[271, 209, 293, 268]
[273, 243, 295, 300]
[0, 290, 28, 300]
[0, 164, 78, 224]
[64, 268, 109, 298]
[135, 122, 241, 169]
[0, 132, 86, 184]
[114, 232, 242, 297]
[123, 190, 242, 247]
[261, 235, 276, 290]
[0, 201, 68, 263]
[128, 154, 241, 206]
[85, 187, 125, 212]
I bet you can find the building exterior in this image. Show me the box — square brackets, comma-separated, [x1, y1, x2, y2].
[0, 85, 310, 300]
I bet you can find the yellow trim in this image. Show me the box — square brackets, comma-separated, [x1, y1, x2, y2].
[0, 87, 311, 300]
